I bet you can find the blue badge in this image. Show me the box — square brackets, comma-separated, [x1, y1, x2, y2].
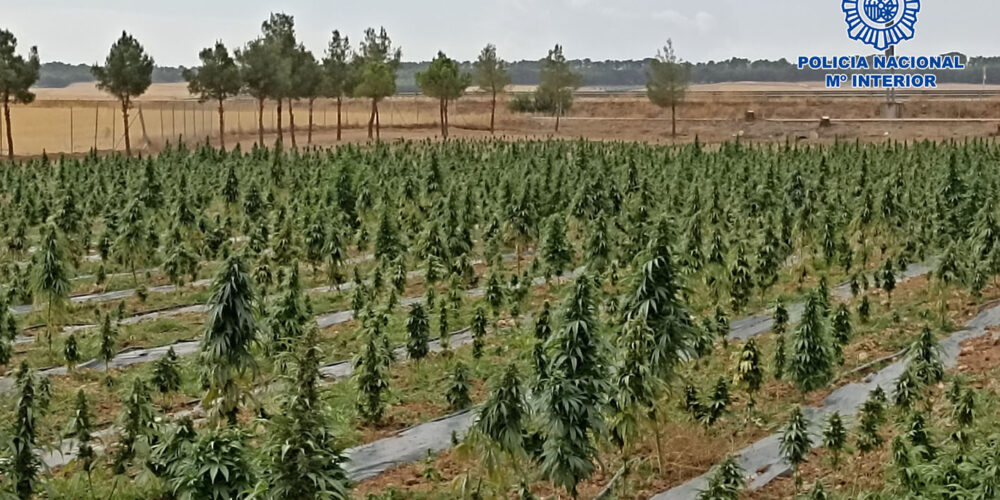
[842, 0, 920, 50]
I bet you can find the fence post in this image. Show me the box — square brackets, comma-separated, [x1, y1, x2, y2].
[93, 103, 99, 150]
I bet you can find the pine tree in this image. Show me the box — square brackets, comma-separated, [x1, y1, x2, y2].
[822, 412, 847, 466]
[446, 361, 472, 411]
[63, 333, 80, 372]
[405, 303, 430, 361]
[11, 363, 41, 499]
[790, 292, 834, 393]
[201, 255, 259, 426]
[696, 455, 745, 500]
[92, 31, 153, 155]
[67, 389, 96, 492]
[261, 327, 350, 499]
[734, 338, 763, 412]
[32, 223, 70, 352]
[540, 275, 606, 497]
[152, 347, 182, 394]
[831, 303, 852, 365]
[99, 313, 118, 373]
[779, 406, 813, 493]
[472, 305, 488, 359]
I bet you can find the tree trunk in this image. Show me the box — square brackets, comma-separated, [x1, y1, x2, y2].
[368, 98, 376, 140]
[671, 101, 677, 138]
[490, 89, 497, 134]
[375, 101, 381, 140]
[288, 99, 297, 148]
[444, 100, 450, 139]
[308, 98, 315, 145]
[336, 97, 343, 141]
[3, 95, 13, 160]
[257, 97, 265, 146]
[121, 98, 132, 156]
[276, 99, 284, 144]
[555, 102, 561, 133]
[218, 99, 226, 150]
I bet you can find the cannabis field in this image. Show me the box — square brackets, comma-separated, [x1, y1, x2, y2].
[2, 138, 1000, 499]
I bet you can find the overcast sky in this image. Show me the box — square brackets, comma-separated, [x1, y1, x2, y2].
[3, 0, 995, 66]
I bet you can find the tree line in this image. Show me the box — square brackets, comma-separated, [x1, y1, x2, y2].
[0, 15, 693, 157]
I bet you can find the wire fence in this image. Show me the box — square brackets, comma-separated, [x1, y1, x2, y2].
[0, 96, 497, 157]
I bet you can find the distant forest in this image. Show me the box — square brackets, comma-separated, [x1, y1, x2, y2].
[37, 55, 1000, 93]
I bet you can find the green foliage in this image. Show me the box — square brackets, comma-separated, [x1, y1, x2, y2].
[416, 51, 472, 138]
[446, 361, 472, 411]
[822, 412, 847, 466]
[831, 303, 852, 365]
[99, 313, 118, 372]
[63, 333, 80, 371]
[405, 303, 430, 361]
[779, 406, 813, 479]
[355, 313, 391, 425]
[67, 390, 96, 478]
[152, 347, 182, 394]
[702, 377, 731, 427]
[535, 44, 581, 128]
[540, 215, 573, 280]
[475, 364, 527, 457]
[183, 42, 242, 105]
[32, 223, 70, 350]
[790, 292, 834, 393]
[201, 255, 259, 425]
[0, 29, 41, 157]
[10, 363, 41, 499]
[696, 455, 745, 500]
[539, 274, 606, 497]
[113, 377, 157, 474]
[171, 427, 257, 500]
[646, 40, 689, 136]
[473, 44, 510, 133]
[734, 338, 763, 408]
[608, 315, 658, 451]
[856, 390, 887, 454]
[472, 305, 488, 359]
[259, 328, 350, 499]
[909, 326, 944, 385]
[91, 31, 154, 154]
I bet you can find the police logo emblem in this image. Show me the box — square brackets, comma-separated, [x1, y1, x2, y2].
[842, 0, 920, 50]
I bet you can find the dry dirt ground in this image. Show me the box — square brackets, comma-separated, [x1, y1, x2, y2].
[2, 82, 1000, 158]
